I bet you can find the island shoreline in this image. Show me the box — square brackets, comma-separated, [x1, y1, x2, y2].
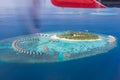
[51, 35, 102, 41]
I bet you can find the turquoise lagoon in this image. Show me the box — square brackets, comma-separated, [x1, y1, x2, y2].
[0, 32, 116, 63]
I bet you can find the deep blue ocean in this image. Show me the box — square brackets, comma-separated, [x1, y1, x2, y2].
[0, 1, 120, 80]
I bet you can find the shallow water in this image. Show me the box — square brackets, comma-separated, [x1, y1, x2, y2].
[0, 32, 116, 63]
[0, 0, 120, 80]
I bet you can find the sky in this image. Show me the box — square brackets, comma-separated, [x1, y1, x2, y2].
[0, 0, 52, 8]
[0, 0, 120, 9]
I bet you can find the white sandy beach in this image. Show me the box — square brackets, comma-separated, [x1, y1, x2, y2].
[51, 35, 102, 41]
[108, 35, 116, 43]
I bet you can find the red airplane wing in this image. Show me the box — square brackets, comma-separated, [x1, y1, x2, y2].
[51, 0, 106, 8]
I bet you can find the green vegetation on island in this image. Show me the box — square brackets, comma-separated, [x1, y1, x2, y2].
[56, 31, 99, 40]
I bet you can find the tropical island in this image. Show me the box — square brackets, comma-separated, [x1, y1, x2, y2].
[55, 31, 99, 40]
[0, 31, 116, 63]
